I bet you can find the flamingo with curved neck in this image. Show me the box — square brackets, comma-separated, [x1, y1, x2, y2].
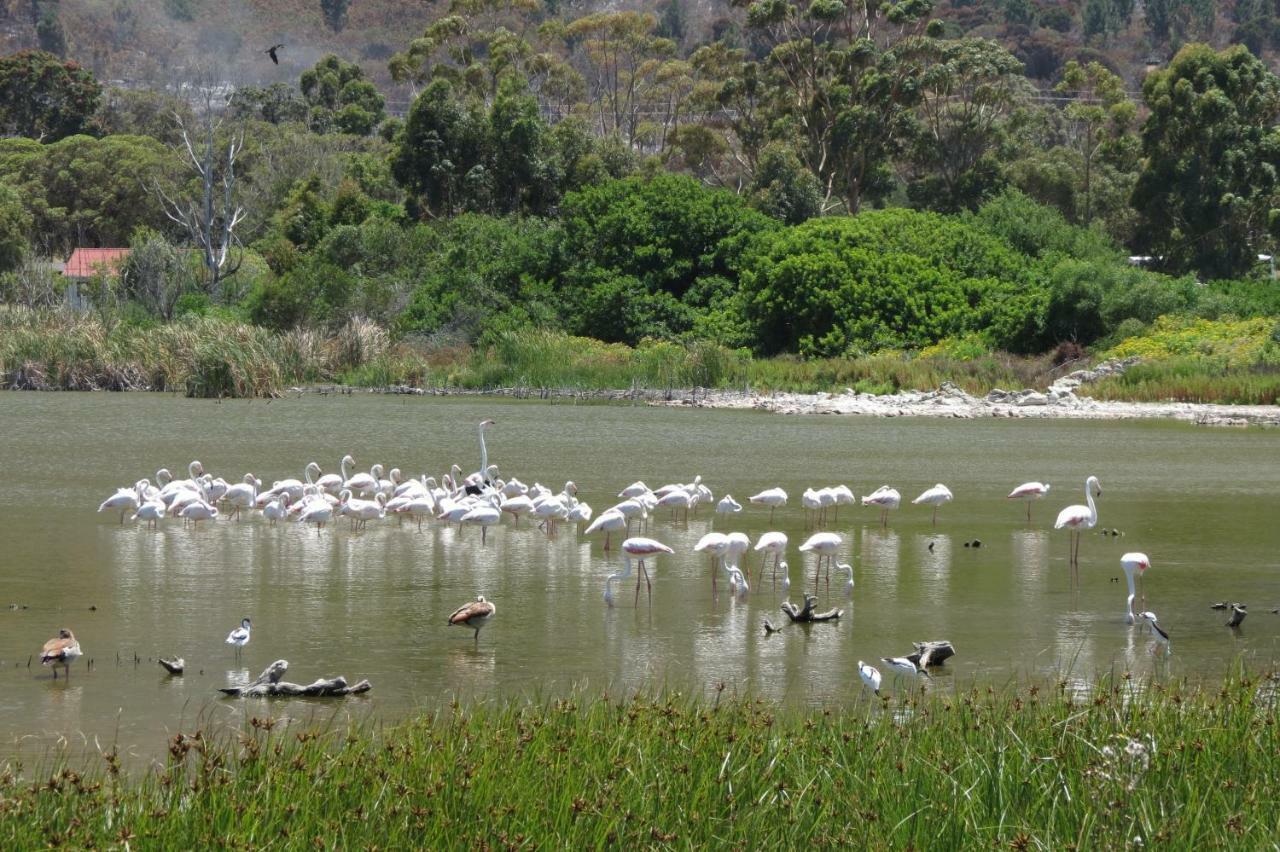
[477, 419, 495, 484]
[1055, 475, 1101, 581]
[1121, 552, 1150, 624]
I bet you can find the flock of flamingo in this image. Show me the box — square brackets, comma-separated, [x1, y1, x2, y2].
[63, 418, 1170, 691]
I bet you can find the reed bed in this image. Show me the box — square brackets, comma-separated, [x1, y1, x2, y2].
[2, 673, 1277, 848]
[1089, 360, 1280, 405]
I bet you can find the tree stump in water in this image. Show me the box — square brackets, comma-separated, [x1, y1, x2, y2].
[220, 659, 372, 698]
[905, 641, 955, 669]
[781, 594, 842, 623]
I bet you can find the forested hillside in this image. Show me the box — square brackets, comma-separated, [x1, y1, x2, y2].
[1, 0, 1278, 401]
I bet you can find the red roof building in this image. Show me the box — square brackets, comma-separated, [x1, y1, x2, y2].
[62, 248, 130, 279]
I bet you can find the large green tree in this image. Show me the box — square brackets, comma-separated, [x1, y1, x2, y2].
[0, 50, 101, 142]
[300, 55, 386, 136]
[1132, 44, 1280, 278]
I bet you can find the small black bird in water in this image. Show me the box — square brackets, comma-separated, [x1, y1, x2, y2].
[927, 541, 935, 553]
[265, 43, 284, 65]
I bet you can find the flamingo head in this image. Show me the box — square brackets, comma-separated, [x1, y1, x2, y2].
[480, 419, 495, 429]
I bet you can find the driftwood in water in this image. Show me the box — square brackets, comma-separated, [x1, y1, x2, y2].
[1211, 602, 1248, 627]
[219, 659, 372, 698]
[906, 641, 955, 669]
[781, 594, 842, 623]
[158, 656, 184, 675]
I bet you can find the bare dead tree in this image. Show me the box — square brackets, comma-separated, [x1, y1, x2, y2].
[154, 99, 246, 303]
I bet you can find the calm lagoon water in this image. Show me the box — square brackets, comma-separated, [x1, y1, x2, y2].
[1, 392, 1277, 763]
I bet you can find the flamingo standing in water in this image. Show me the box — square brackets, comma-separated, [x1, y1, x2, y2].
[585, 509, 627, 550]
[1055, 476, 1101, 580]
[693, 532, 730, 592]
[861, 486, 901, 528]
[749, 487, 788, 522]
[1121, 552, 1150, 624]
[911, 484, 953, 526]
[1008, 481, 1051, 522]
[753, 531, 788, 587]
[799, 532, 843, 594]
[604, 537, 674, 607]
[98, 486, 140, 524]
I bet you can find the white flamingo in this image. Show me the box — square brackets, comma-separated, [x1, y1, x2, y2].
[585, 509, 627, 550]
[694, 532, 730, 592]
[222, 473, 260, 521]
[861, 485, 901, 528]
[178, 500, 218, 527]
[1008, 481, 1051, 522]
[461, 503, 501, 544]
[1121, 552, 1150, 624]
[754, 531, 788, 587]
[834, 561, 854, 596]
[262, 494, 290, 526]
[749, 487, 788, 522]
[605, 537, 674, 607]
[911, 484, 953, 526]
[299, 499, 333, 534]
[799, 532, 843, 594]
[131, 498, 167, 530]
[1055, 475, 1101, 579]
[98, 486, 140, 524]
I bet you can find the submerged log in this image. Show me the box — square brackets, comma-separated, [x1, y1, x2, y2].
[781, 594, 842, 623]
[158, 656, 184, 675]
[906, 641, 955, 669]
[220, 659, 372, 698]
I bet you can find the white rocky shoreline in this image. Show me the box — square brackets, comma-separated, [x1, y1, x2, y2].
[661, 358, 1280, 428]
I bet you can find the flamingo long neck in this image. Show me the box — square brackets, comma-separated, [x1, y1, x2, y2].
[1085, 479, 1098, 525]
[1123, 565, 1136, 622]
[305, 463, 317, 486]
[341, 456, 353, 481]
[478, 424, 489, 478]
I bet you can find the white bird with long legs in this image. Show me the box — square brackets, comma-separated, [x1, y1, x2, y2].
[132, 498, 167, 529]
[881, 655, 928, 686]
[749, 487, 788, 522]
[834, 562, 855, 595]
[911, 484, 953, 526]
[693, 532, 730, 593]
[1008, 481, 1051, 522]
[724, 532, 751, 583]
[222, 473, 261, 521]
[753, 531, 788, 587]
[799, 532, 843, 594]
[858, 660, 882, 696]
[1121, 552, 1151, 624]
[225, 618, 251, 657]
[98, 486, 140, 524]
[1140, 610, 1170, 655]
[715, 494, 742, 526]
[298, 498, 333, 534]
[585, 509, 627, 550]
[461, 502, 501, 544]
[830, 485, 856, 522]
[605, 537, 674, 608]
[262, 494, 289, 526]
[862, 486, 901, 528]
[1055, 475, 1101, 580]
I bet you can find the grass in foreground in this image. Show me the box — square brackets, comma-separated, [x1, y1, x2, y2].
[2, 674, 1277, 848]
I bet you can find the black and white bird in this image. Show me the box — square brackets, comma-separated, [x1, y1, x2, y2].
[225, 618, 251, 656]
[881, 655, 929, 681]
[448, 596, 496, 643]
[41, 629, 82, 680]
[858, 660, 882, 696]
[1139, 611, 1171, 654]
[265, 43, 284, 65]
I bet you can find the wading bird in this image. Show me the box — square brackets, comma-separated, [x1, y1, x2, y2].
[693, 532, 730, 593]
[41, 629, 81, 680]
[862, 485, 901, 528]
[753, 531, 788, 587]
[1055, 475, 1101, 579]
[881, 655, 928, 685]
[858, 660, 881, 696]
[911, 483, 953, 526]
[605, 537, 674, 607]
[799, 532, 843, 594]
[749, 487, 788, 522]
[585, 509, 627, 550]
[225, 618, 251, 657]
[834, 562, 854, 596]
[1140, 610, 1170, 655]
[1121, 552, 1151, 624]
[449, 596, 496, 644]
[1008, 481, 1051, 522]
[98, 486, 140, 524]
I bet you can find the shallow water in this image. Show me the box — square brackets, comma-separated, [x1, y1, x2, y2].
[1, 392, 1278, 763]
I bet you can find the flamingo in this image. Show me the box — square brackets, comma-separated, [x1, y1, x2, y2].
[609, 498, 648, 534]
[605, 537, 674, 607]
[225, 618, 251, 657]
[724, 531, 751, 578]
[179, 500, 218, 527]
[830, 485, 856, 522]
[98, 486, 140, 524]
[862, 486, 901, 528]
[343, 492, 387, 531]
[716, 494, 742, 518]
[618, 481, 649, 499]
[262, 494, 289, 526]
[449, 596, 496, 644]
[858, 660, 882, 696]
[500, 494, 534, 526]
[724, 564, 749, 597]
[585, 509, 628, 550]
[656, 488, 693, 522]
[911, 484, 953, 526]
[753, 531, 788, 587]
[1121, 552, 1151, 624]
[834, 561, 854, 595]
[1008, 481, 1051, 522]
[298, 499, 333, 534]
[694, 532, 730, 592]
[467, 419, 496, 492]
[131, 498, 167, 529]
[312, 462, 344, 495]
[1055, 475, 1101, 578]
[779, 561, 791, 594]
[1139, 610, 1170, 655]
[799, 532, 843, 593]
[749, 487, 787, 522]
[343, 461, 382, 499]
[222, 473, 260, 521]
[460, 503, 501, 544]
[398, 494, 437, 531]
[41, 629, 82, 680]
[801, 488, 823, 529]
